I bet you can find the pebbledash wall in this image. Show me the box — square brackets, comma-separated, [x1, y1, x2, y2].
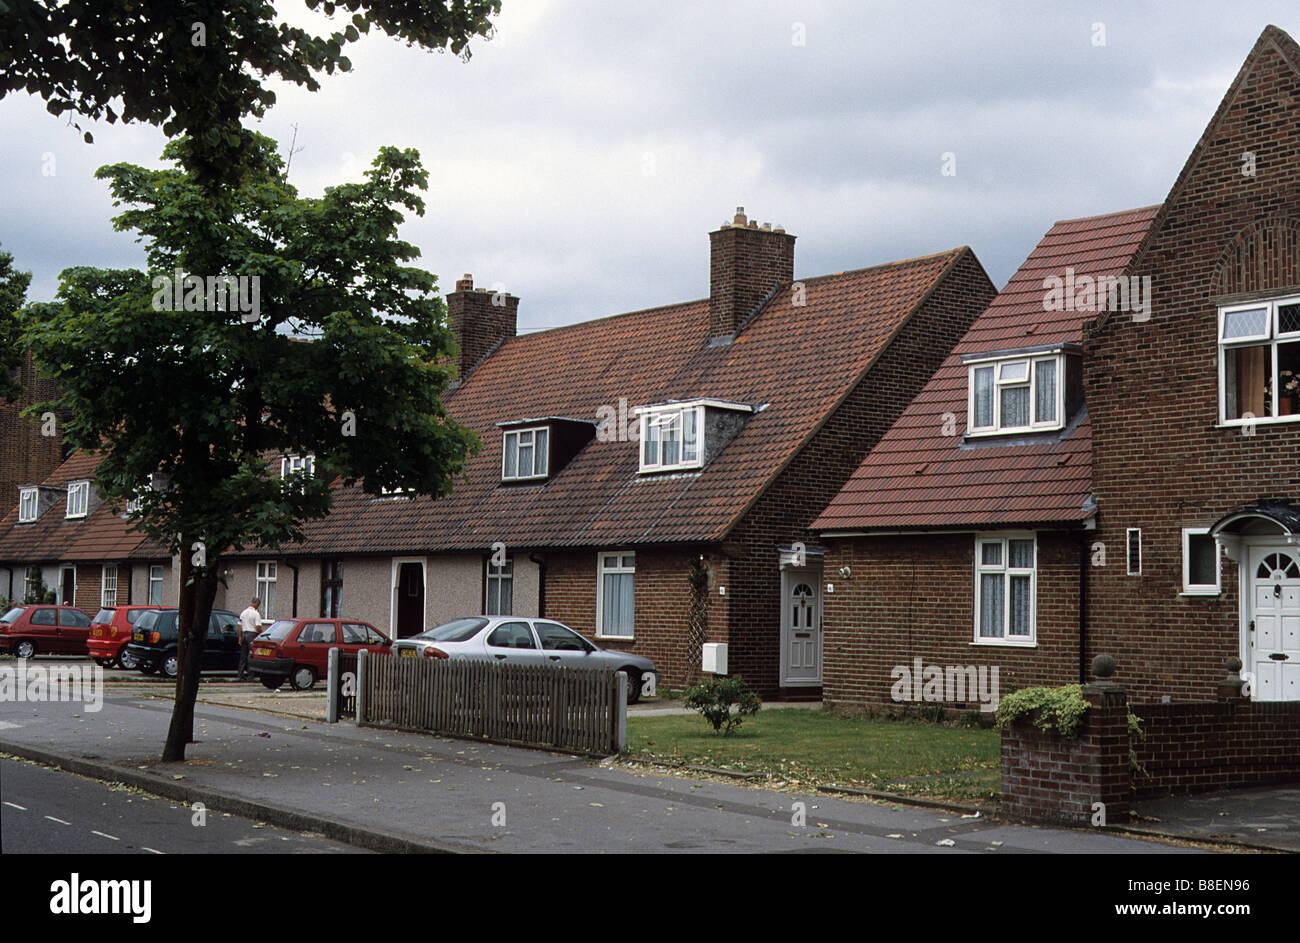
[1083, 31, 1300, 703]
[821, 532, 1083, 709]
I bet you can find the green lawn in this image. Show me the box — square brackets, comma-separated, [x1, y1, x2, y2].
[627, 708, 1000, 802]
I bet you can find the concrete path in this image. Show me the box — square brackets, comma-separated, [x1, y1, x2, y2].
[0, 691, 1208, 854]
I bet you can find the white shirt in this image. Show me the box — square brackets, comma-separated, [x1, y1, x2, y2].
[239, 607, 262, 635]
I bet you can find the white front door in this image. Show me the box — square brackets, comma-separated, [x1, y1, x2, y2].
[1249, 546, 1300, 701]
[781, 567, 822, 685]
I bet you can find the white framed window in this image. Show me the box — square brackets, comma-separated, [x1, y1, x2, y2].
[101, 565, 118, 607]
[967, 355, 1063, 435]
[24, 566, 42, 602]
[502, 427, 549, 481]
[280, 454, 315, 478]
[974, 533, 1036, 645]
[596, 552, 635, 639]
[148, 565, 165, 605]
[1219, 295, 1300, 425]
[18, 487, 37, 523]
[65, 480, 89, 518]
[1181, 527, 1221, 595]
[640, 405, 702, 472]
[485, 558, 513, 615]
[256, 561, 278, 619]
[1126, 528, 1142, 576]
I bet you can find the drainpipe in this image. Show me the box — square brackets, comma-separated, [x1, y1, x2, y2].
[286, 561, 300, 618]
[529, 552, 547, 618]
[1078, 532, 1090, 683]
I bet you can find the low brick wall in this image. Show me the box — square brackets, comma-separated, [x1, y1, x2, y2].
[1131, 700, 1300, 798]
[1000, 684, 1300, 824]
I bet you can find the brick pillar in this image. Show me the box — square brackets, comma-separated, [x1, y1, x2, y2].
[708, 208, 795, 341]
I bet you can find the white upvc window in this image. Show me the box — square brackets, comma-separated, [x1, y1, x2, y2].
[967, 354, 1063, 435]
[101, 565, 118, 607]
[256, 561, 278, 619]
[1219, 295, 1300, 425]
[639, 405, 702, 472]
[974, 532, 1036, 645]
[65, 480, 89, 519]
[148, 565, 165, 605]
[502, 427, 549, 481]
[280, 454, 315, 478]
[1126, 528, 1142, 576]
[485, 558, 513, 615]
[1181, 527, 1221, 595]
[18, 487, 37, 523]
[596, 552, 635, 639]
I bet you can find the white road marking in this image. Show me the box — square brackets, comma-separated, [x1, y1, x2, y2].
[3, 801, 27, 811]
[44, 815, 71, 825]
[91, 830, 120, 841]
[142, 847, 164, 855]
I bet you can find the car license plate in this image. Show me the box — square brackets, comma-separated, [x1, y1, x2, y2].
[132, 630, 144, 641]
[400, 648, 418, 658]
[92, 628, 103, 637]
[253, 647, 272, 658]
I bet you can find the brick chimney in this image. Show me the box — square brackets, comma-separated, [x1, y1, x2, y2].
[446, 274, 518, 381]
[708, 207, 795, 341]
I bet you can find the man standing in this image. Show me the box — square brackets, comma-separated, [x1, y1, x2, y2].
[237, 597, 261, 681]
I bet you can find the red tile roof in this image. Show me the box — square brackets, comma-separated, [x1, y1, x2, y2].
[286, 248, 979, 554]
[813, 206, 1159, 532]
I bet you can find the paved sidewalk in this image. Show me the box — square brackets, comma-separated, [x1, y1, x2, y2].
[0, 691, 1208, 854]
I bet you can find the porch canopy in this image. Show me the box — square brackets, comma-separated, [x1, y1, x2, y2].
[1209, 499, 1300, 538]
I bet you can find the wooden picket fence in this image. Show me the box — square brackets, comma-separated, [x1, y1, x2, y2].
[358, 654, 626, 755]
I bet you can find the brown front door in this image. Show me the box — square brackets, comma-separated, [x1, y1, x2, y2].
[396, 563, 424, 639]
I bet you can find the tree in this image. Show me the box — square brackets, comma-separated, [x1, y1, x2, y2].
[20, 135, 478, 760]
[0, 0, 500, 186]
[0, 243, 33, 401]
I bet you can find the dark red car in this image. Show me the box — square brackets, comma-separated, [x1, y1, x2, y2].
[247, 618, 391, 690]
[0, 605, 94, 659]
[87, 605, 170, 669]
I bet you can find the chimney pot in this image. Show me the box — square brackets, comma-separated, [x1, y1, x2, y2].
[733, 206, 747, 225]
[455, 274, 474, 291]
[760, 222, 771, 231]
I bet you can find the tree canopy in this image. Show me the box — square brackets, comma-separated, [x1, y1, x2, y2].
[0, 244, 32, 401]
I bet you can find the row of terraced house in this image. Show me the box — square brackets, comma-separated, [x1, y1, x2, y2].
[2, 26, 1298, 708]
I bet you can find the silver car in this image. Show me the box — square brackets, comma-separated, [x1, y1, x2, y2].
[392, 616, 659, 703]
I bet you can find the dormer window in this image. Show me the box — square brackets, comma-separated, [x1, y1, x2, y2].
[281, 454, 314, 478]
[66, 480, 89, 519]
[502, 427, 549, 481]
[641, 404, 702, 472]
[965, 349, 1073, 436]
[18, 488, 37, 523]
[1219, 295, 1300, 424]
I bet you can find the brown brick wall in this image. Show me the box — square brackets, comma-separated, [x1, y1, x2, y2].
[74, 566, 100, 613]
[822, 531, 1083, 709]
[1083, 37, 1300, 702]
[0, 351, 64, 510]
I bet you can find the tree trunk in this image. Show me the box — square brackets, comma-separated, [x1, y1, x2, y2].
[161, 545, 219, 761]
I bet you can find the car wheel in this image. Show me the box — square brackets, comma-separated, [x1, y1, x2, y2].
[162, 654, 179, 678]
[117, 648, 139, 671]
[13, 640, 35, 660]
[624, 669, 643, 705]
[260, 676, 284, 691]
[289, 666, 315, 691]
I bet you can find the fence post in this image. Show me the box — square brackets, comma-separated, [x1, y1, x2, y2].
[615, 670, 627, 753]
[326, 646, 339, 724]
[356, 648, 368, 726]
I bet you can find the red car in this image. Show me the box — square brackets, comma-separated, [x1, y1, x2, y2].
[247, 618, 391, 690]
[87, 605, 169, 669]
[0, 605, 94, 659]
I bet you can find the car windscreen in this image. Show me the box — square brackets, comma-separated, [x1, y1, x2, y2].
[415, 618, 488, 642]
[261, 620, 297, 641]
[93, 609, 116, 624]
[1, 607, 25, 623]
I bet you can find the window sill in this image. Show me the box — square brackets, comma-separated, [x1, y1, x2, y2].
[1216, 415, 1300, 429]
[1179, 588, 1221, 597]
[596, 634, 634, 642]
[971, 638, 1037, 648]
[965, 425, 1063, 439]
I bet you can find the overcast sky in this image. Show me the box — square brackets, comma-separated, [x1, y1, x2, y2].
[2, 1, 1296, 332]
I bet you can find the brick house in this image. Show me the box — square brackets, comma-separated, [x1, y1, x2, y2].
[814, 25, 1300, 709]
[213, 209, 995, 694]
[0, 451, 175, 614]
